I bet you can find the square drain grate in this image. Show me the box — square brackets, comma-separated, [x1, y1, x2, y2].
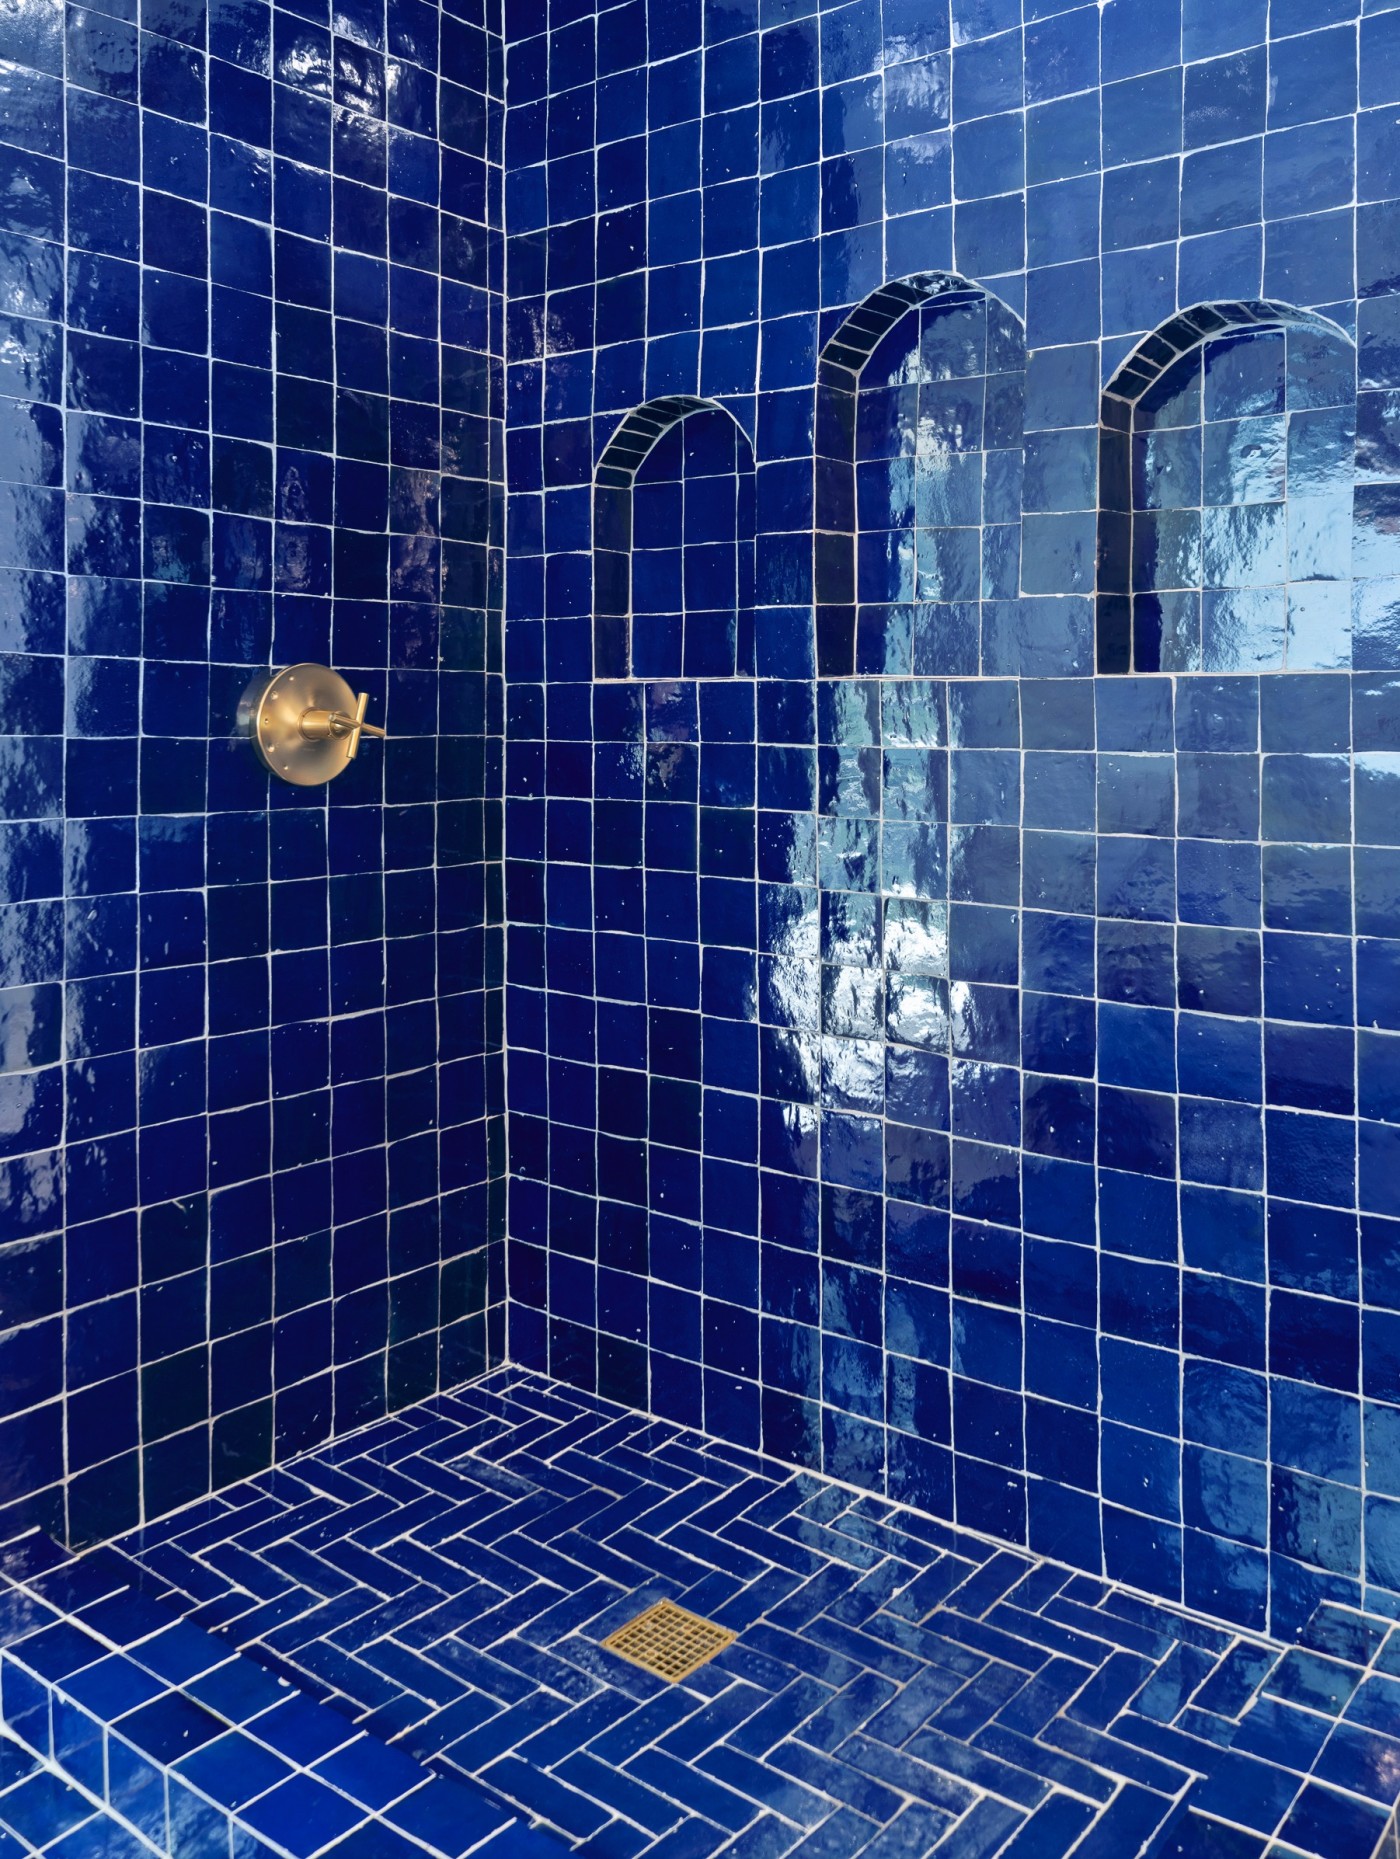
[601, 1599, 736, 1682]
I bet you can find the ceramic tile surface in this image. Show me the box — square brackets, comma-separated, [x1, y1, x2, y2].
[0, 1526, 556, 1859]
[0, 1733, 159, 1859]
[500, 0, 1400, 1642]
[97, 1369, 1400, 1859]
[0, 0, 507, 1547]
[5, 0, 1400, 1823]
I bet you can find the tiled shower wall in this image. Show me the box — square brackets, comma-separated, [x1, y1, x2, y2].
[500, 0, 1400, 1640]
[0, 0, 504, 1543]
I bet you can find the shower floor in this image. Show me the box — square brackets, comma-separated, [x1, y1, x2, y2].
[98, 1370, 1400, 1859]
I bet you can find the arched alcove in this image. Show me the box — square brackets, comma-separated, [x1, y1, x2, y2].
[1097, 301, 1360, 674]
[593, 396, 756, 680]
[815, 272, 1027, 678]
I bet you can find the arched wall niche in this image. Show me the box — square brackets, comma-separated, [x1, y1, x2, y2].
[814, 271, 1027, 679]
[1097, 300, 1364, 675]
[593, 395, 756, 681]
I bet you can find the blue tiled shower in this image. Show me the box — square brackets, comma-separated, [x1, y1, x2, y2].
[5, 0, 1400, 1847]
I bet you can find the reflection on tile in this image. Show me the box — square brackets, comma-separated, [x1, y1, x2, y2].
[0, 0, 505, 1548]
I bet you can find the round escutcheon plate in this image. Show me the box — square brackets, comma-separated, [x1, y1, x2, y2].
[239, 663, 364, 786]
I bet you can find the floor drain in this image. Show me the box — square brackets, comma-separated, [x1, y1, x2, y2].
[601, 1599, 736, 1681]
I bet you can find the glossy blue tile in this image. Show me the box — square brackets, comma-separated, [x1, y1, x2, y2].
[6, 0, 1400, 1755]
[0, 0, 502, 1553]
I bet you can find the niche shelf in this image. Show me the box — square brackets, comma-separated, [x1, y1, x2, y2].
[1096, 300, 1366, 675]
[814, 271, 1027, 679]
[593, 396, 755, 681]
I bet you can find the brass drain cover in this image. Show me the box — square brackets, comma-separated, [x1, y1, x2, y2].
[602, 1600, 736, 1681]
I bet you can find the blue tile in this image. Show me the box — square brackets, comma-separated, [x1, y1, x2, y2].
[23, 1370, 1374, 1859]
[0, 1770, 94, 1850]
[239, 1774, 367, 1856]
[6, 0, 1400, 1819]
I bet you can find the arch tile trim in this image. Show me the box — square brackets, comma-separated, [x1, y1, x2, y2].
[819, 271, 1019, 384]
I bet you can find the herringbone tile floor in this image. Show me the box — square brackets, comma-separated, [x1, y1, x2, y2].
[101, 1371, 1400, 1859]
